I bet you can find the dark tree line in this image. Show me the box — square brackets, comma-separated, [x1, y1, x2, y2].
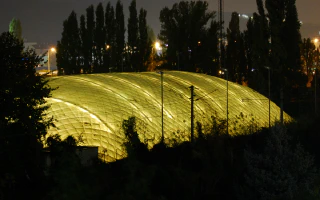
[56, 0, 151, 75]
[158, 0, 317, 118]
[56, 0, 317, 117]
[158, 0, 306, 93]
[244, 0, 306, 117]
[40, 116, 320, 200]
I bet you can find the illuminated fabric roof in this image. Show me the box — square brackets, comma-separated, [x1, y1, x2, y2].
[45, 71, 291, 161]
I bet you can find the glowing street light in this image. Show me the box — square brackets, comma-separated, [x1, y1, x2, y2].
[313, 38, 319, 49]
[155, 42, 161, 51]
[48, 47, 56, 73]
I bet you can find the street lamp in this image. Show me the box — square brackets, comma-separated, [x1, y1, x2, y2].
[314, 38, 319, 49]
[221, 68, 228, 134]
[48, 47, 56, 73]
[314, 68, 317, 116]
[156, 71, 164, 142]
[265, 66, 271, 129]
[155, 42, 161, 51]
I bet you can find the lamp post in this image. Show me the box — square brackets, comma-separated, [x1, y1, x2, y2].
[314, 68, 317, 116]
[313, 38, 318, 116]
[152, 42, 161, 70]
[314, 38, 319, 49]
[157, 71, 164, 142]
[155, 42, 161, 51]
[48, 47, 56, 73]
[221, 68, 228, 134]
[265, 66, 271, 129]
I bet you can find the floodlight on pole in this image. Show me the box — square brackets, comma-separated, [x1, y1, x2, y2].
[221, 68, 228, 134]
[264, 66, 271, 129]
[155, 42, 161, 51]
[48, 47, 56, 73]
[156, 71, 164, 142]
[314, 68, 317, 116]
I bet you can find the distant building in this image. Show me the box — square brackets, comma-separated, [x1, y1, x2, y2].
[25, 42, 57, 75]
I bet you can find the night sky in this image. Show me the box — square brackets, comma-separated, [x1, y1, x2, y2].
[0, 0, 318, 45]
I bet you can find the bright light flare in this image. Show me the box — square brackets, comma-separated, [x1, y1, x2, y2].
[155, 42, 161, 50]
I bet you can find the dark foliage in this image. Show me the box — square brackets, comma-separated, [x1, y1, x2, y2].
[94, 3, 106, 73]
[56, 11, 81, 75]
[38, 113, 320, 200]
[159, 1, 217, 72]
[0, 32, 53, 200]
[115, 0, 126, 72]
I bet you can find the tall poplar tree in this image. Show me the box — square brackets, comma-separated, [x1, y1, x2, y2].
[115, 0, 125, 72]
[266, 0, 286, 74]
[301, 38, 316, 75]
[128, 0, 139, 71]
[265, 0, 305, 121]
[138, 8, 149, 71]
[105, 2, 116, 71]
[197, 20, 220, 74]
[265, 0, 287, 122]
[86, 5, 95, 72]
[283, 0, 301, 72]
[56, 11, 81, 75]
[244, 17, 254, 73]
[245, 13, 268, 94]
[80, 14, 90, 73]
[67, 11, 81, 74]
[252, 0, 270, 73]
[226, 12, 243, 82]
[94, 3, 105, 72]
[9, 18, 22, 41]
[56, 21, 68, 75]
[244, 0, 269, 94]
[159, 1, 214, 71]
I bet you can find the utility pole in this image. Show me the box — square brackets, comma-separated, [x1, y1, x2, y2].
[268, 69, 271, 128]
[190, 85, 194, 143]
[265, 66, 271, 129]
[280, 87, 284, 124]
[226, 72, 228, 134]
[160, 71, 164, 142]
[48, 50, 50, 73]
[221, 68, 228, 134]
[315, 69, 317, 116]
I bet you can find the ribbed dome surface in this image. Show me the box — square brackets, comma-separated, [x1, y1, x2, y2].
[45, 71, 291, 161]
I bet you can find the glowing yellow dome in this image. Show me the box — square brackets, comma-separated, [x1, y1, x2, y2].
[45, 71, 291, 161]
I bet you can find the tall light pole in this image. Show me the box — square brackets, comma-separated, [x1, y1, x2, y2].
[265, 66, 271, 129]
[221, 68, 228, 134]
[314, 68, 317, 116]
[48, 47, 56, 73]
[313, 38, 319, 116]
[190, 85, 195, 143]
[218, 0, 224, 71]
[158, 71, 164, 142]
